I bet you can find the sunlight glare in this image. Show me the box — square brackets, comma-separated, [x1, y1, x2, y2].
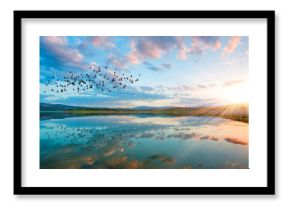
[223, 82, 249, 104]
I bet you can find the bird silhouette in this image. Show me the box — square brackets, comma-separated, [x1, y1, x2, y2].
[42, 64, 141, 95]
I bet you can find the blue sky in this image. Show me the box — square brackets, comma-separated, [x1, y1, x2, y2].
[40, 36, 249, 108]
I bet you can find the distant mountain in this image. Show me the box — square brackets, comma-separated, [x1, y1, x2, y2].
[132, 106, 177, 110]
[40, 103, 176, 111]
[40, 103, 83, 111]
[40, 102, 248, 123]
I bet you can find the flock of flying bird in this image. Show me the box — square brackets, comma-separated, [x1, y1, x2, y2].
[42, 64, 141, 94]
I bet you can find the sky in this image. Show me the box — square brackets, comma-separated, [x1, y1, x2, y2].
[40, 36, 249, 108]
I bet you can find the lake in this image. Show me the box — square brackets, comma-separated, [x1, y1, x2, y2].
[40, 115, 248, 169]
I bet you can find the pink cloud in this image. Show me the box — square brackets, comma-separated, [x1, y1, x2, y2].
[178, 48, 188, 60]
[53, 47, 83, 64]
[126, 37, 177, 64]
[224, 36, 241, 53]
[42, 36, 83, 68]
[190, 37, 203, 54]
[45, 36, 67, 46]
[214, 40, 222, 50]
[106, 54, 127, 68]
[92, 37, 115, 48]
[134, 38, 164, 58]
[127, 52, 139, 64]
[190, 36, 221, 54]
[125, 36, 223, 66]
[126, 41, 140, 64]
[176, 37, 188, 60]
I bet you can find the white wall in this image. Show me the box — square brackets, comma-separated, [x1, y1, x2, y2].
[0, 0, 287, 204]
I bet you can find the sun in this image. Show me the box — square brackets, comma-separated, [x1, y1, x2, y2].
[223, 82, 249, 104]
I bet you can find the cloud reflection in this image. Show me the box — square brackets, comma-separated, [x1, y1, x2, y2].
[224, 137, 248, 145]
[40, 115, 248, 169]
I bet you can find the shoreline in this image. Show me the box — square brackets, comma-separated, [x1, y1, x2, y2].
[40, 109, 248, 123]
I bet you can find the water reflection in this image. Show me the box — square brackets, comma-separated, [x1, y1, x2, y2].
[40, 115, 248, 169]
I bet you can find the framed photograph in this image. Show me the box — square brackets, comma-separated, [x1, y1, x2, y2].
[14, 10, 275, 195]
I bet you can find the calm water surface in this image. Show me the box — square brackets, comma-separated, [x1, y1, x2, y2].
[40, 115, 248, 169]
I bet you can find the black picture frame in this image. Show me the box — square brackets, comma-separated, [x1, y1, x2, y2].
[14, 10, 275, 195]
